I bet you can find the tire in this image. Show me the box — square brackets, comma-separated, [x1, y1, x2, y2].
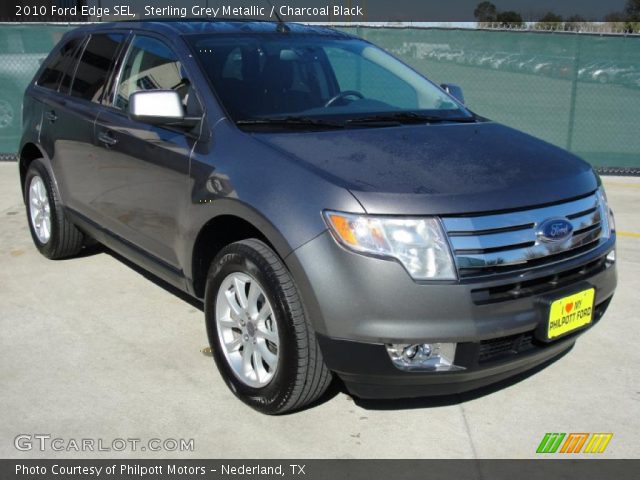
[204, 239, 332, 414]
[24, 159, 84, 259]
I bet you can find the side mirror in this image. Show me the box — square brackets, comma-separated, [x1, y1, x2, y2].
[440, 83, 465, 104]
[128, 90, 200, 128]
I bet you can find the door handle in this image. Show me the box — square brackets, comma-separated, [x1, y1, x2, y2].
[97, 130, 118, 147]
[45, 110, 57, 122]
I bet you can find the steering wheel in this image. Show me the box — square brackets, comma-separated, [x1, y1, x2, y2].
[324, 90, 364, 108]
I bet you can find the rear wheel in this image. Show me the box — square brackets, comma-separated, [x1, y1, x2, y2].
[205, 239, 332, 414]
[24, 159, 83, 259]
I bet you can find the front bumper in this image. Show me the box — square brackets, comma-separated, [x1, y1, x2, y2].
[317, 298, 610, 399]
[286, 231, 616, 399]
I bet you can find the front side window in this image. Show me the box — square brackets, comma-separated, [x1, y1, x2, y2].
[188, 33, 472, 126]
[70, 33, 124, 102]
[37, 36, 83, 91]
[115, 36, 191, 111]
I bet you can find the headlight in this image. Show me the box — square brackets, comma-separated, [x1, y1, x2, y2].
[596, 186, 615, 238]
[323, 211, 457, 280]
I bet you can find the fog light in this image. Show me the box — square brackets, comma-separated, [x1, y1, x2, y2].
[403, 344, 418, 359]
[385, 342, 464, 372]
[606, 249, 616, 264]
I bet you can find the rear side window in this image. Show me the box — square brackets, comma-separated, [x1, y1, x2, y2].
[37, 37, 83, 90]
[69, 33, 124, 102]
[114, 36, 189, 110]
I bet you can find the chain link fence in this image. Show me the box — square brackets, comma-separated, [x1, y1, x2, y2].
[342, 26, 640, 173]
[0, 24, 74, 158]
[0, 24, 639, 173]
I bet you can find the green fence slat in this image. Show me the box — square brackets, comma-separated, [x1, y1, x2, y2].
[340, 27, 640, 170]
[0, 24, 74, 155]
[2, 25, 639, 170]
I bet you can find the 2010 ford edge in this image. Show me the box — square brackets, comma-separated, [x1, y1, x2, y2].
[19, 21, 617, 414]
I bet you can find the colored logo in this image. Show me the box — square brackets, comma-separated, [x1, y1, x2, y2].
[537, 217, 573, 243]
[536, 433, 613, 454]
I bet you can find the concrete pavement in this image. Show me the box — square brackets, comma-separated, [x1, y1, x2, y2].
[1, 162, 638, 459]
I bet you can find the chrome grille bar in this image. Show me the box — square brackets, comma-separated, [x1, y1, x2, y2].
[443, 194, 598, 234]
[442, 192, 604, 276]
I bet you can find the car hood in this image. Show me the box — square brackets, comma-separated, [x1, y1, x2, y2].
[255, 121, 597, 215]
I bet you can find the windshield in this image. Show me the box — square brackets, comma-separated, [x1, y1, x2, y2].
[187, 33, 473, 128]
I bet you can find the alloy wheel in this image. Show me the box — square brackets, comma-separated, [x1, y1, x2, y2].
[215, 272, 279, 388]
[28, 176, 51, 244]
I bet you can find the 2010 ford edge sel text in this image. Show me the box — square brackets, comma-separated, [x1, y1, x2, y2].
[19, 21, 617, 414]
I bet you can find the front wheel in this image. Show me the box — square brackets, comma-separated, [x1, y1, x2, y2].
[204, 239, 332, 414]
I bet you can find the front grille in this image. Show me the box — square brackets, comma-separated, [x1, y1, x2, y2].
[479, 332, 535, 363]
[442, 192, 607, 278]
[473, 297, 611, 365]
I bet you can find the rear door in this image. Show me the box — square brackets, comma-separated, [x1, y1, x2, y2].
[41, 32, 128, 215]
[36, 34, 87, 193]
[92, 34, 204, 270]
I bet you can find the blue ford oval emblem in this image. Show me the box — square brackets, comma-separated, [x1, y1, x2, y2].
[537, 217, 573, 243]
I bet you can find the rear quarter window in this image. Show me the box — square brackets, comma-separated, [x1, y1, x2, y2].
[69, 33, 124, 102]
[37, 37, 83, 91]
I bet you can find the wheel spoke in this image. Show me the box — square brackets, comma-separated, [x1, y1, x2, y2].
[42, 217, 51, 238]
[37, 179, 46, 203]
[224, 336, 243, 353]
[256, 324, 278, 345]
[233, 277, 248, 309]
[224, 289, 243, 318]
[252, 349, 268, 382]
[247, 282, 260, 316]
[257, 303, 271, 323]
[218, 315, 238, 329]
[256, 340, 277, 369]
[241, 342, 254, 375]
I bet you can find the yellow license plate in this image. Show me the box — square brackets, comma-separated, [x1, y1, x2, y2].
[548, 289, 595, 339]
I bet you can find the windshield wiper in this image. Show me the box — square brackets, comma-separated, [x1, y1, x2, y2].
[236, 116, 345, 129]
[346, 112, 476, 125]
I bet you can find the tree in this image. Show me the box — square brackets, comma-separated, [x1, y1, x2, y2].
[604, 11, 626, 22]
[604, 8, 640, 33]
[496, 11, 524, 26]
[625, 0, 640, 21]
[474, 1, 498, 22]
[536, 11, 563, 30]
[563, 15, 588, 31]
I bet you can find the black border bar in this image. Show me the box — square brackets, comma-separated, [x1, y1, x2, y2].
[1, 0, 636, 23]
[2, 459, 640, 480]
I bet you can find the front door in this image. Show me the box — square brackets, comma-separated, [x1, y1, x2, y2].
[92, 35, 203, 270]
